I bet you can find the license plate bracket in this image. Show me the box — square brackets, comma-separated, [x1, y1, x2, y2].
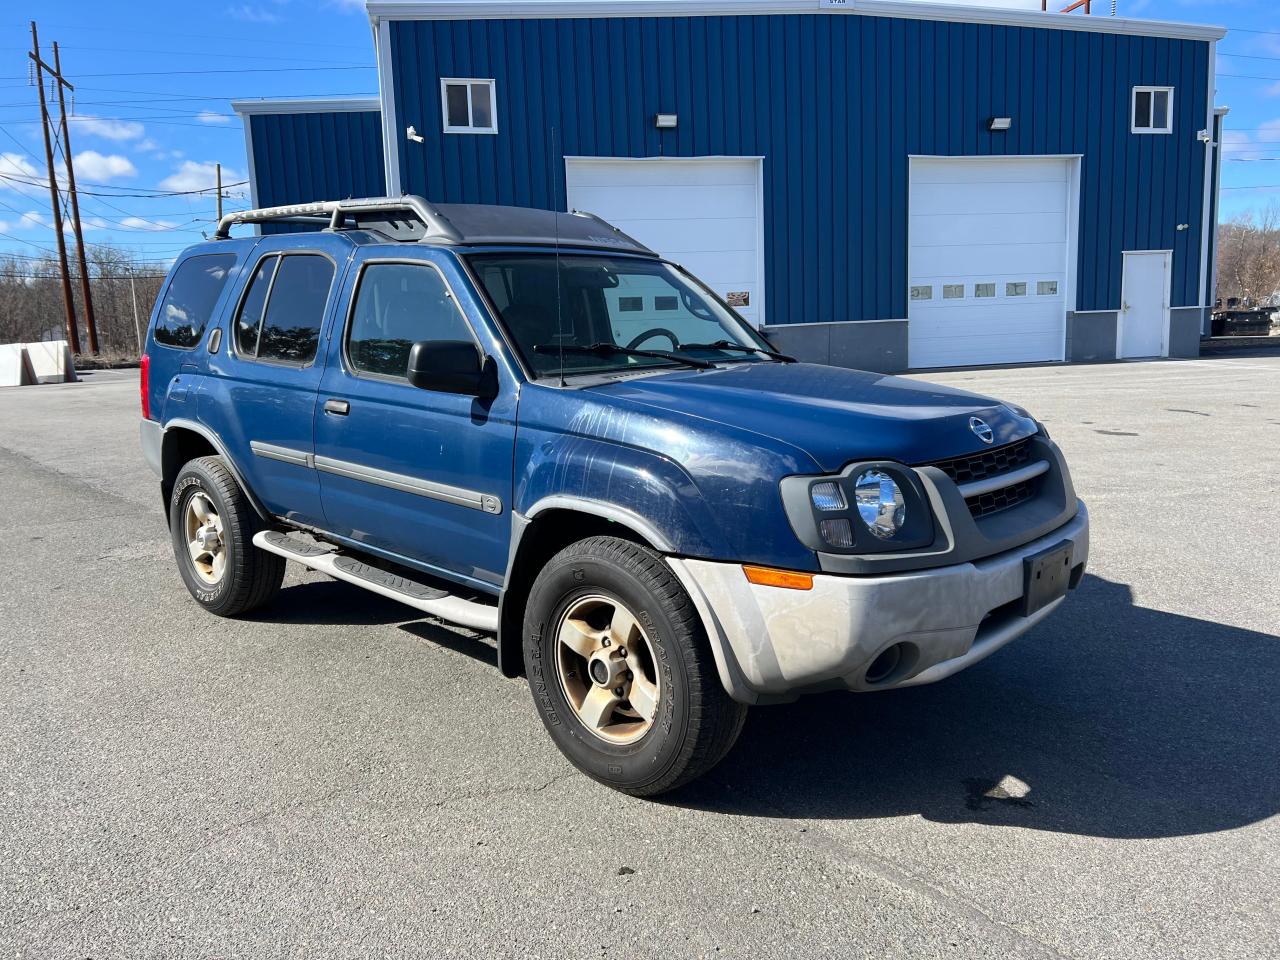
[1022, 540, 1074, 617]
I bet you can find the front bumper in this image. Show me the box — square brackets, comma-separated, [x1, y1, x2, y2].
[668, 501, 1089, 705]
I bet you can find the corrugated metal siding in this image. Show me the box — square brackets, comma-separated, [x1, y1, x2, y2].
[388, 13, 1210, 320]
[248, 110, 386, 229]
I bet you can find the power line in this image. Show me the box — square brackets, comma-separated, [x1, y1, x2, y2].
[0, 171, 248, 197]
[62, 64, 375, 78]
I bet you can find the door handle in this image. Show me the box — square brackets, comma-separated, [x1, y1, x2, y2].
[323, 398, 350, 416]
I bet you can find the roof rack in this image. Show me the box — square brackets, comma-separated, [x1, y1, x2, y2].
[213, 195, 463, 243]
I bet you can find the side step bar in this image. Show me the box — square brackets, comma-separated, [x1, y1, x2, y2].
[253, 530, 499, 632]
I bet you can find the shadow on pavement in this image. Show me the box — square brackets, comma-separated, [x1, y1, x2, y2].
[670, 574, 1280, 839]
[245, 579, 414, 627]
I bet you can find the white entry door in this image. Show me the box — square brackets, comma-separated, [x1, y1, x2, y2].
[564, 157, 764, 326]
[1118, 251, 1171, 359]
[907, 157, 1073, 368]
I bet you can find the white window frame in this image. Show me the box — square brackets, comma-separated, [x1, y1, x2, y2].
[1131, 86, 1174, 135]
[440, 78, 498, 135]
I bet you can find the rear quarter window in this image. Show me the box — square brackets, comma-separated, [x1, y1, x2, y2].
[152, 253, 236, 349]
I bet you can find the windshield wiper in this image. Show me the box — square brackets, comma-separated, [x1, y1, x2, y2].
[532, 342, 716, 371]
[677, 339, 797, 363]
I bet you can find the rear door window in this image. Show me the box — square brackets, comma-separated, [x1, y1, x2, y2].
[233, 253, 335, 365]
[152, 253, 236, 349]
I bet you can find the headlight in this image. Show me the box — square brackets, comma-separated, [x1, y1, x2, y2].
[780, 462, 935, 556]
[853, 469, 906, 540]
[809, 481, 847, 511]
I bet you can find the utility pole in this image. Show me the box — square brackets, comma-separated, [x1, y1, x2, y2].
[129, 275, 142, 354]
[28, 21, 79, 353]
[50, 40, 98, 355]
[215, 163, 223, 221]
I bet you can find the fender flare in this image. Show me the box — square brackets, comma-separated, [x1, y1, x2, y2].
[520, 495, 676, 552]
[162, 418, 271, 521]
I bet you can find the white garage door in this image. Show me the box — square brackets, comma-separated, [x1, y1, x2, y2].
[565, 158, 763, 327]
[908, 157, 1072, 368]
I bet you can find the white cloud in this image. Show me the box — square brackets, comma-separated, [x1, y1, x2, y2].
[117, 216, 179, 232]
[196, 110, 233, 126]
[228, 4, 282, 22]
[1219, 125, 1280, 161]
[68, 115, 145, 142]
[0, 152, 42, 182]
[158, 160, 246, 197]
[71, 151, 137, 181]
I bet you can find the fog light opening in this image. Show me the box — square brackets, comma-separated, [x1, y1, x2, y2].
[865, 643, 906, 684]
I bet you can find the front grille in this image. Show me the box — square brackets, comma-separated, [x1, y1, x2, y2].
[966, 477, 1040, 518]
[929, 437, 1033, 485]
[923, 436, 1042, 519]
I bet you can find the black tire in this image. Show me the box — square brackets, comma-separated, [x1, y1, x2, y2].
[523, 536, 747, 797]
[169, 455, 284, 618]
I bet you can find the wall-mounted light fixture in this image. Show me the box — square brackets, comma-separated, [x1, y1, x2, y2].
[655, 113, 678, 129]
[406, 125, 424, 143]
[988, 117, 1012, 132]
[1176, 223, 1190, 231]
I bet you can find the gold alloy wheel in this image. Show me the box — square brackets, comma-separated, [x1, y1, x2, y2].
[183, 491, 226, 585]
[555, 594, 662, 744]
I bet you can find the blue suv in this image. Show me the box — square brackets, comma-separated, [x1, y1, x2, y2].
[140, 196, 1089, 796]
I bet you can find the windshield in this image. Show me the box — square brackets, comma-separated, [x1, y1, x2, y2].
[467, 253, 774, 378]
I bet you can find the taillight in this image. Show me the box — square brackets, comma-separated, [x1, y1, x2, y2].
[139, 354, 151, 420]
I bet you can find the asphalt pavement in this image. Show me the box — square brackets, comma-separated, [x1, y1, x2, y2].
[1, 357, 1277, 959]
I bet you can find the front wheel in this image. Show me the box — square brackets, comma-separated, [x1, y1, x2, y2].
[523, 536, 747, 796]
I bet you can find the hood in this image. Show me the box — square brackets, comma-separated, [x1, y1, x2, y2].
[588, 362, 1036, 473]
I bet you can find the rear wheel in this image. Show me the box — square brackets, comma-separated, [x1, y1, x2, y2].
[523, 536, 747, 796]
[169, 456, 284, 617]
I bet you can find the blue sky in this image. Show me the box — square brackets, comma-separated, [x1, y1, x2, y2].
[0, 0, 1277, 269]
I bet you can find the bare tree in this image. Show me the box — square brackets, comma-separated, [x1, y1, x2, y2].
[0, 245, 166, 360]
[1216, 203, 1280, 307]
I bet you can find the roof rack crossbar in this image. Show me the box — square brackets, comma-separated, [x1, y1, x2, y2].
[214, 195, 464, 243]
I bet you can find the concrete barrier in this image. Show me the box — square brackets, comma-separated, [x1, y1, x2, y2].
[0, 341, 77, 387]
[0, 344, 34, 387]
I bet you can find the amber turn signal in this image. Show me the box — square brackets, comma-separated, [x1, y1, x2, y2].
[742, 565, 814, 590]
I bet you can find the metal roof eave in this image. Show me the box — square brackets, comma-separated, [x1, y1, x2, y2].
[363, 0, 1226, 42]
[231, 97, 382, 117]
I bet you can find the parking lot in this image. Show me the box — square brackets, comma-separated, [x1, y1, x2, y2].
[1, 356, 1277, 959]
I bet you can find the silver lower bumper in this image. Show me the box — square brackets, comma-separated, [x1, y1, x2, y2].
[140, 417, 163, 477]
[668, 501, 1089, 705]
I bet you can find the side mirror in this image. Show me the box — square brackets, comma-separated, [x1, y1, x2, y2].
[406, 340, 498, 399]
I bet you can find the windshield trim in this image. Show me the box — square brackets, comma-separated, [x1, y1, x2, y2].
[461, 249, 773, 385]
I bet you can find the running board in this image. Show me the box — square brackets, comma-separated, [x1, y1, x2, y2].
[253, 530, 499, 632]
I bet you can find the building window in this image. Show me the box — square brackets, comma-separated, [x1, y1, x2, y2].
[974, 282, 996, 298]
[441, 78, 497, 134]
[618, 297, 643, 312]
[942, 284, 964, 299]
[1132, 86, 1173, 134]
[1037, 280, 1059, 296]
[910, 285, 933, 301]
[1006, 282, 1027, 297]
[654, 295, 678, 311]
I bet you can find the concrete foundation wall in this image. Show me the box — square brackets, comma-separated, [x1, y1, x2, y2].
[1168, 307, 1204, 358]
[762, 320, 908, 374]
[1066, 312, 1117, 362]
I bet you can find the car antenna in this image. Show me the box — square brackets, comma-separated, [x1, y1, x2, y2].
[551, 126, 566, 388]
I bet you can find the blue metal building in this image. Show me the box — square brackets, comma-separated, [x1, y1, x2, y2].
[234, 0, 1227, 371]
